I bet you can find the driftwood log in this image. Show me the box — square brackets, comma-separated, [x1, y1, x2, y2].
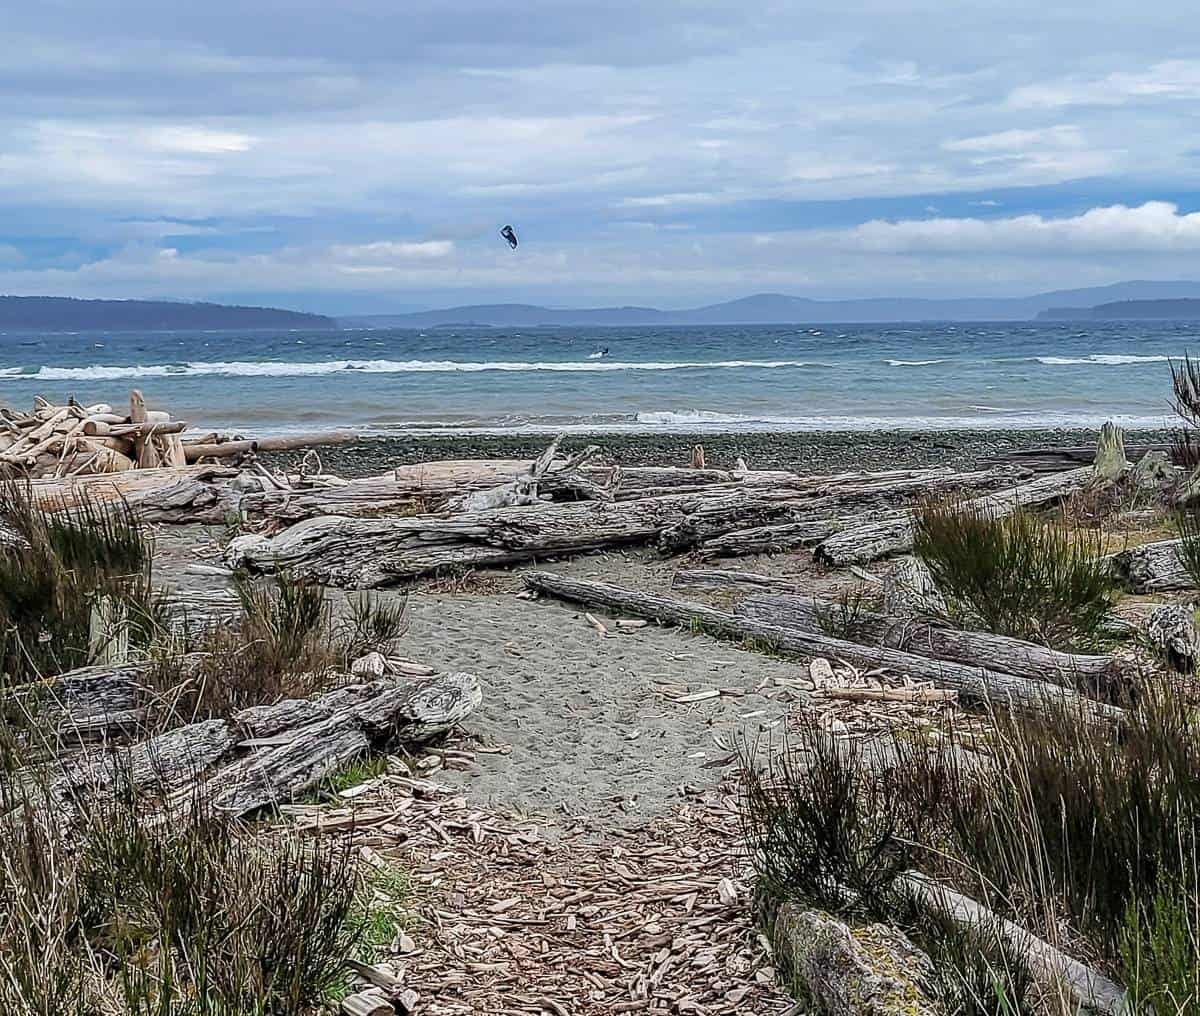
[814, 465, 1099, 566]
[672, 568, 806, 593]
[1110, 538, 1191, 593]
[899, 873, 1128, 1014]
[522, 572, 1124, 721]
[46, 671, 481, 818]
[225, 488, 824, 586]
[734, 593, 1130, 692]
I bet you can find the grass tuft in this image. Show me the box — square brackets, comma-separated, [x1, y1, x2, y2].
[913, 501, 1116, 649]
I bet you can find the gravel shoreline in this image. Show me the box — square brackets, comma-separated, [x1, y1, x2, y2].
[259, 427, 1173, 478]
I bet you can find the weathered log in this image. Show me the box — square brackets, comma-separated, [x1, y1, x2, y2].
[899, 872, 1128, 1014]
[880, 557, 947, 617]
[183, 438, 260, 461]
[522, 572, 1125, 721]
[771, 905, 937, 1016]
[734, 593, 1130, 691]
[118, 475, 243, 524]
[1110, 538, 1191, 592]
[51, 672, 481, 817]
[672, 568, 805, 592]
[815, 465, 1098, 566]
[1144, 603, 1200, 671]
[699, 513, 900, 557]
[226, 488, 818, 586]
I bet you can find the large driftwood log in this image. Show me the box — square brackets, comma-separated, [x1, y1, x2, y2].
[771, 905, 937, 1016]
[1110, 538, 1191, 592]
[815, 465, 1098, 566]
[522, 572, 1124, 721]
[51, 672, 481, 818]
[899, 873, 1128, 1014]
[735, 593, 1130, 692]
[226, 488, 821, 586]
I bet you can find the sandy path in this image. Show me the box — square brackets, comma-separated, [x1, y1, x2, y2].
[398, 569, 812, 827]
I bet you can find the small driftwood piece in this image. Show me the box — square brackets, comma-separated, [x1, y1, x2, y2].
[815, 464, 1099, 566]
[1110, 538, 1191, 592]
[735, 593, 1131, 692]
[522, 572, 1125, 721]
[899, 872, 1129, 1014]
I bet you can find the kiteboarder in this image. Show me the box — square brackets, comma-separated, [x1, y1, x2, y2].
[500, 224, 519, 249]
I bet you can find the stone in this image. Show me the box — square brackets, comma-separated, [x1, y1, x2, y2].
[772, 906, 937, 1016]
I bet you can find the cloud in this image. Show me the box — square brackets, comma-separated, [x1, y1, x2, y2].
[1007, 60, 1200, 109]
[942, 125, 1083, 153]
[847, 201, 1200, 254]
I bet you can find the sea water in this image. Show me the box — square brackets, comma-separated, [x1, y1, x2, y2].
[0, 321, 1188, 435]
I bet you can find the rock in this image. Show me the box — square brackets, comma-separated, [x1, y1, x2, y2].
[883, 557, 948, 618]
[1145, 603, 1200, 672]
[1092, 421, 1130, 483]
[1130, 450, 1177, 491]
[772, 906, 937, 1016]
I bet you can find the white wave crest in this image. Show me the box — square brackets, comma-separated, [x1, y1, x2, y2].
[886, 358, 945, 366]
[0, 358, 822, 381]
[1036, 353, 1172, 366]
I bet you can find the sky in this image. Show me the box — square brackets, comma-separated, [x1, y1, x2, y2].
[4, 1, 1200, 313]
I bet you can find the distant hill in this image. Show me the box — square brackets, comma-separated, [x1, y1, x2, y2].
[1039, 298, 1200, 320]
[0, 296, 334, 331]
[343, 281, 1200, 327]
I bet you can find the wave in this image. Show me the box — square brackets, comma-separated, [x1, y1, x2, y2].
[375, 409, 1174, 436]
[0, 358, 823, 381]
[886, 358, 945, 366]
[1035, 353, 1172, 366]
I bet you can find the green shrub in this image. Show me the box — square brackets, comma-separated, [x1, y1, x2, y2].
[0, 486, 167, 684]
[913, 502, 1116, 649]
[0, 777, 365, 1014]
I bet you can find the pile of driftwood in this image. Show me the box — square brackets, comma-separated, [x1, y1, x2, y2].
[0, 390, 189, 478]
[0, 389, 357, 480]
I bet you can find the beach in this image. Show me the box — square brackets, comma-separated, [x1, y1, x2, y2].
[266, 425, 1175, 477]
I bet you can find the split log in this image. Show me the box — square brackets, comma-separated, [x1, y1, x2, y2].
[1110, 539, 1191, 592]
[815, 465, 1098, 566]
[771, 905, 937, 1016]
[734, 593, 1131, 692]
[226, 487, 821, 586]
[899, 872, 1128, 1014]
[522, 572, 1125, 721]
[50, 672, 481, 817]
[698, 513, 899, 557]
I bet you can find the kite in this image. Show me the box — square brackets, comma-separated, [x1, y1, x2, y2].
[500, 224, 519, 250]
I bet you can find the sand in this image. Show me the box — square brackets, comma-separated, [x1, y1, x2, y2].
[153, 529, 857, 829]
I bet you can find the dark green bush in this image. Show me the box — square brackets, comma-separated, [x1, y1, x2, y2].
[913, 502, 1116, 649]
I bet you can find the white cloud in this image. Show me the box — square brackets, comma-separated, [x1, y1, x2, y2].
[1007, 60, 1200, 109]
[847, 201, 1200, 254]
[942, 125, 1082, 152]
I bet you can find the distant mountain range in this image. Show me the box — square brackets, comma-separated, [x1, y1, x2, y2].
[343, 280, 1200, 327]
[0, 296, 333, 331]
[9, 282, 1200, 331]
[1038, 298, 1200, 320]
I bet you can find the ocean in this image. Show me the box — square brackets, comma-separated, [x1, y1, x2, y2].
[0, 321, 1189, 436]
